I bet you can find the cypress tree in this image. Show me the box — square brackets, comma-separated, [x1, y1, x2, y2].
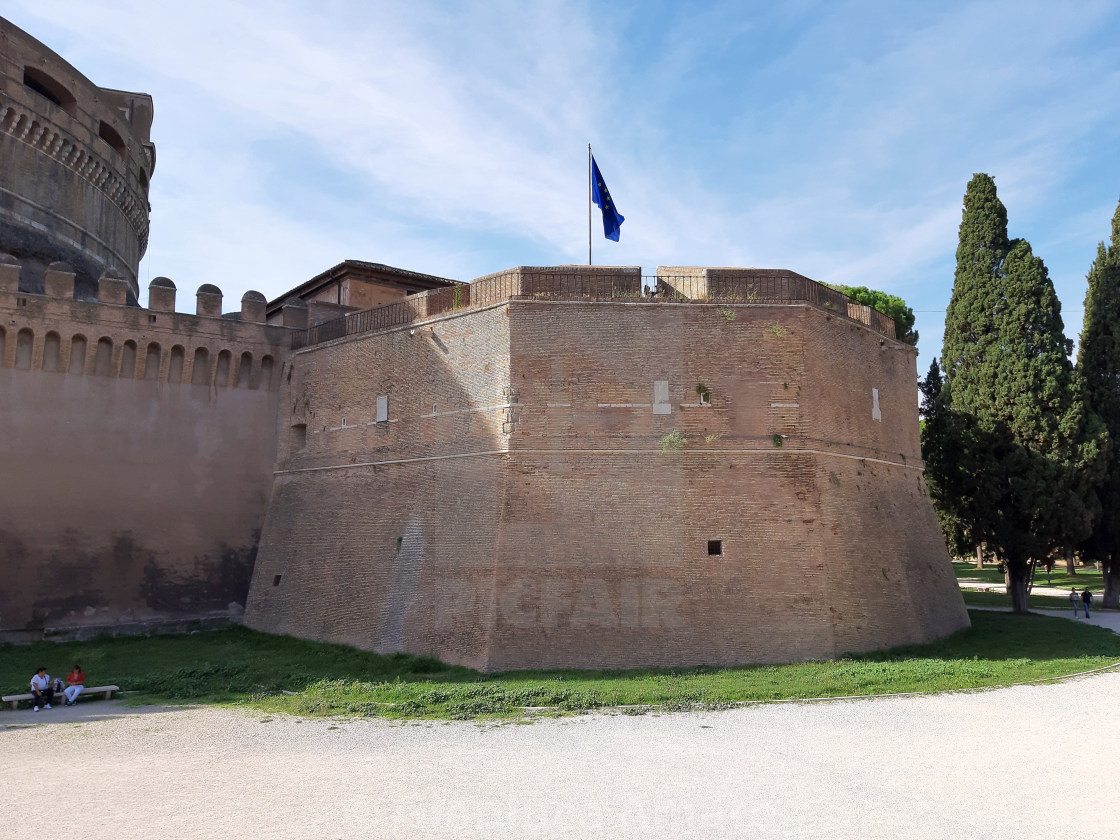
[942, 174, 1009, 393]
[940, 174, 1103, 612]
[936, 174, 1009, 596]
[920, 360, 972, 556]
[1077, 198, 1120, 607]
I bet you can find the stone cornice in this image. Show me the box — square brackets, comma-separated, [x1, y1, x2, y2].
[0, 95, 151, 257]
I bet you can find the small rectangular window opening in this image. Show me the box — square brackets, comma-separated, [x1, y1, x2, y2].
[376, 395, 389, 423]
[707, 540, 722, 556]
[272, 574, 282, 587]
[699, 390, 711, 406]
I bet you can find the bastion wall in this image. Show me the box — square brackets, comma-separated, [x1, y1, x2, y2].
[245, 266, 968, 671]
[0, 258, 291, 640]
[1, 17, 967, 666]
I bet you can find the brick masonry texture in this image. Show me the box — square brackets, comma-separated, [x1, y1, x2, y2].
[0, 276, 289, 640]
[245, 296, 969, 671]
[1, 17, 966, 664]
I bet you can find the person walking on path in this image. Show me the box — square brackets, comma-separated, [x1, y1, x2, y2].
[1081, 588, 1093, 619]
[1071, 587, 1080, 617]
[29, 667, 53, 711]
[64, 664, 85, 706]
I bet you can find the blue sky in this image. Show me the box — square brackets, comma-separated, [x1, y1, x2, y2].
[7, 0, 1120, 363]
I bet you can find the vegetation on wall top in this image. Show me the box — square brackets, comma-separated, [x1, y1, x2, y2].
[825, 283, 918, 345]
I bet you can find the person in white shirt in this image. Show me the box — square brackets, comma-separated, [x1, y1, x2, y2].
[30, 667, 53, 711]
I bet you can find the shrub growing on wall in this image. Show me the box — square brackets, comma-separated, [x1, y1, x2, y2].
[825, 284, 917, 345]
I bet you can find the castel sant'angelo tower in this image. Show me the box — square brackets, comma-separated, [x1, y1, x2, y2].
[0, 17, 968, 671]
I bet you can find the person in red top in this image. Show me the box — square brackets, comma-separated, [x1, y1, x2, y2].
[63, 664, 85, 706]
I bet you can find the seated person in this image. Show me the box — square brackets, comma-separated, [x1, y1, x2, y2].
[30, 667, 53, 711]
[64, 664, 86, 706]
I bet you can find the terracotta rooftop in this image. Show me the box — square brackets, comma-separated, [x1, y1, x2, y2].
[266, 260, 461, 315]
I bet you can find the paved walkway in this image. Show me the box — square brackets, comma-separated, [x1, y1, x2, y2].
[3, 660, 1118, 838]
[972, 604, 1120, 633]
[958, 578, 1109, 598]
[3, 604, 1117, 838]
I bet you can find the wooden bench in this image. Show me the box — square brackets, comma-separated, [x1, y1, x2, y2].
[2, 685, 119, 711]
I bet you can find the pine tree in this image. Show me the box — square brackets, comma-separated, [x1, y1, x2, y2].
[1077, 198, 1120, 608]
[940, 175, 1103, 612]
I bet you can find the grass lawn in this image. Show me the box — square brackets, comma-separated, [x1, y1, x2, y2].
[960, 591, 1084, 609]
[953, 561, 1112, 611]
[2, 611, 1118, 720]
[953, 561, 1104, 590]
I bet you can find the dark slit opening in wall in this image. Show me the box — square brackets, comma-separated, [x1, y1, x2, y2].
[23, 67, 77, 114]
[273, 575, 282, 587]
[708, 540, 722, 556]
[291, 423, 307, 450]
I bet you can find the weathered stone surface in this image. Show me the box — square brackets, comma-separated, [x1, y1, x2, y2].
[245, 279, 968, 671]
[0, 19, 155, 298]
[0, 16, 966, 666]
[0, 280, 288, 640]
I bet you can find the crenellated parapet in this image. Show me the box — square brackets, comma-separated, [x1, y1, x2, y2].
[0, 16, 155, 298]
[0, 254, 290, 389]
[293, 264, 901, 349]
[247, 261, 965, 671]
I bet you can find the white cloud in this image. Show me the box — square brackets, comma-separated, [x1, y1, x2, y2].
[5, 0, 1120, 360]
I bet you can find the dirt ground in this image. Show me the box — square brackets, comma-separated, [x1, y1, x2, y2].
[3, 667, 1118, 839]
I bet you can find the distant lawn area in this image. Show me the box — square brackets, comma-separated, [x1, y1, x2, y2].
[953, 561, 1104, 590]
[952, 561, 1112, 611]
[2, 611, 1118, 720]
[960, 591, 1080, 609]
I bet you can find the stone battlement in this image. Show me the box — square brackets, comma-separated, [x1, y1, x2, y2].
[293, 264, 897, 350]
[1, 15, 963, 666]
[247, 276, 964, 672]
[0, 257, 288, 388]
[0, 254, 289, 641]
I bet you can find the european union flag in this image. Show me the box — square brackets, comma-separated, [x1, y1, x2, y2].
[591, 156, 624, 242]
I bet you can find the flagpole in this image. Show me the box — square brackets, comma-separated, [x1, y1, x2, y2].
[588, 143, 592, 266]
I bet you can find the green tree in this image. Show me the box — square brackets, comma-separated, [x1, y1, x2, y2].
[1077, 198, 1120, 608]
[940, 174, 1104, 612]
[920, 359, 1011, 567]
[827, 284, 918, 345]
[919, 360, 972, 556]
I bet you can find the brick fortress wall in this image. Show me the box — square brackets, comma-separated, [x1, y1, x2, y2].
[245, 266, 968, 670]
[0, 258, 292, 640]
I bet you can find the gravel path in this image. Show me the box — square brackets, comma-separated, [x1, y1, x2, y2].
[3, 669, 1118, 839]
